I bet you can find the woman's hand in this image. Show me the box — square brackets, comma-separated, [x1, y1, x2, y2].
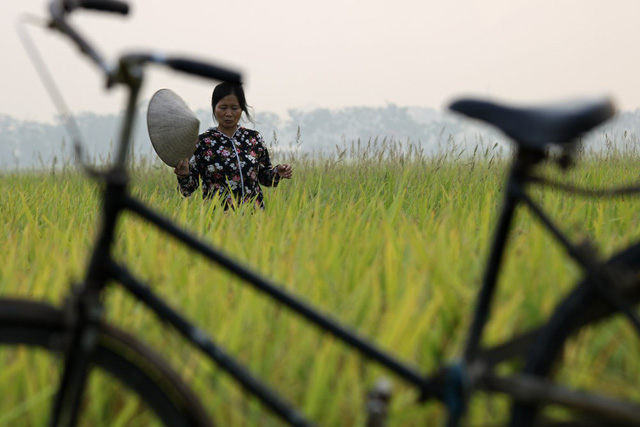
[275, 164, 293, 179]
[174, 158, 190, 178]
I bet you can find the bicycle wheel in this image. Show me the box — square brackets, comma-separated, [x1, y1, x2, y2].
[509, 242, 640, 426]
[0, 299, 211, 427]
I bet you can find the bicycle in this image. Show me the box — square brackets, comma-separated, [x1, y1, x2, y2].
[6, 0, 640, 425]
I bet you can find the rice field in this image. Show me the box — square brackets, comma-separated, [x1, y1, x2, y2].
[1, 140, 640, 425]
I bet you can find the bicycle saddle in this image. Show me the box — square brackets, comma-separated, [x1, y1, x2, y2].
[449, 97, 615, 149]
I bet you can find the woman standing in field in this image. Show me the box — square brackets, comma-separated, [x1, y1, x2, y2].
[174, 82, 292, 209]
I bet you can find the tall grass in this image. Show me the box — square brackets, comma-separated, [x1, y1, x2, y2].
[1, 140, 640, 425]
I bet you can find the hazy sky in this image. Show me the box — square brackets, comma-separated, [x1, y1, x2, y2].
[3, 0, 640, 123]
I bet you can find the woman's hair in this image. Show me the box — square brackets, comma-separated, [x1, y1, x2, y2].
[211, 82, 255, 124]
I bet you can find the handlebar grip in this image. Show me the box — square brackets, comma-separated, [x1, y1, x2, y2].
[76, 0, 129, 14]
[166, 58, 242, 83]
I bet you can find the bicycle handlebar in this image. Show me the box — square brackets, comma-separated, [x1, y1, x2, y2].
[44, 0, 243, 171]
[164, 58, 242, 84]
[63, 0, 129, 14]
[49, 0, 242, 84]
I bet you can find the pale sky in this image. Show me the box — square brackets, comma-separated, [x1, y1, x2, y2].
[3, 0, 640, 123]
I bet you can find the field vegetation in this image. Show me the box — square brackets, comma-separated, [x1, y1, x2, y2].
[1, 139, 640, 425]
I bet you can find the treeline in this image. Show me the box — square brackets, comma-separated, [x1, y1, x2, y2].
[1, 104, 639, 169]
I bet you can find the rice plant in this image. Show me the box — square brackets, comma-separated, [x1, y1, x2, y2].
[1, 140, 639, 425]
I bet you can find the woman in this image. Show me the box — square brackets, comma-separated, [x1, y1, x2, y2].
[174, 82, 292, 209]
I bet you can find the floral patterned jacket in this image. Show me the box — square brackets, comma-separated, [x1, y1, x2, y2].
[177, 127, 280, 208]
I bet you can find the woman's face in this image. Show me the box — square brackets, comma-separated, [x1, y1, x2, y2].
[214, 94, 242, 131]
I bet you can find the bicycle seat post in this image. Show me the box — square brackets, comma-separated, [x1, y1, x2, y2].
[463, 145, 539, 362]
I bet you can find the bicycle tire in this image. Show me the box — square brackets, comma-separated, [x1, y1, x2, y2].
[509, 242, 640, 426]
[0, 298, 212, 427]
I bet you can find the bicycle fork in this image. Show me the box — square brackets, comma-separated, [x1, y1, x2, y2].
[50, 284, 104, 426]
[50, 173, 128, 427]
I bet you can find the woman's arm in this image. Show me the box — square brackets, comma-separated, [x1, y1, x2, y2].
[256, 132, 292, 186]
[175, 155, 200, 197]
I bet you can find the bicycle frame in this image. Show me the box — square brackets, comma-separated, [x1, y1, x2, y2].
[55, 120, 637, 427]
[38, 1, 640, 426]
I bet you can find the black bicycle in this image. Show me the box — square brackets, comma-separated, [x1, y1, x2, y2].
[6, 1, 640, 426]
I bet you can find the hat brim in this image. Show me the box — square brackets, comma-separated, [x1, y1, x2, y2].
[147, 89, 200, 167]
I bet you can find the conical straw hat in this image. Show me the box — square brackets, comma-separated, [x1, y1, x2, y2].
[147, 88, 200, 167]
